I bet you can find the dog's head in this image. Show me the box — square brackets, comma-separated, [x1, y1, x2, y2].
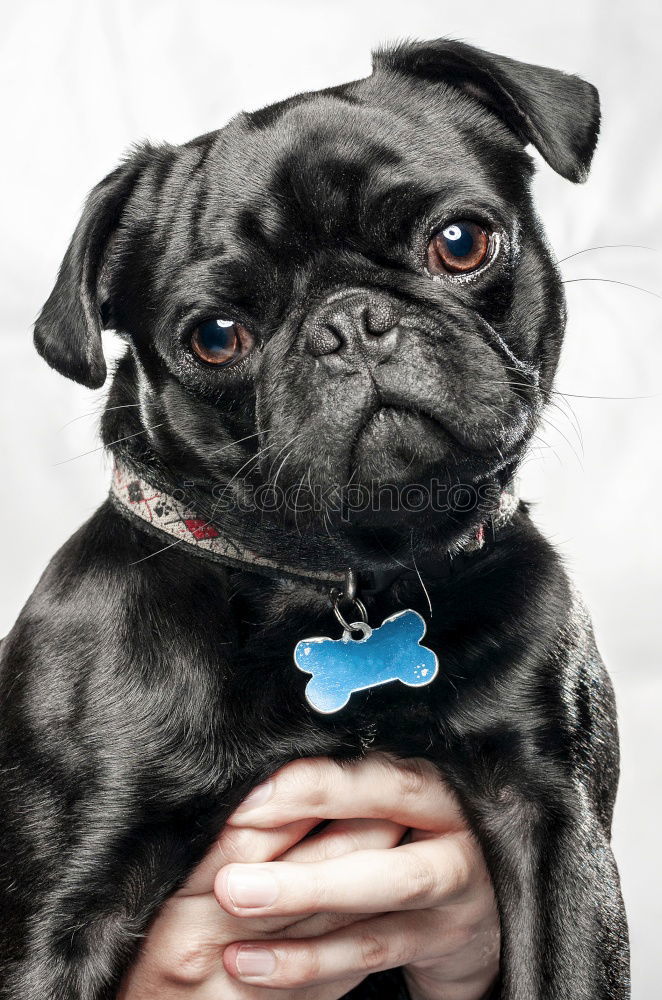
[35, 40, 599, 548]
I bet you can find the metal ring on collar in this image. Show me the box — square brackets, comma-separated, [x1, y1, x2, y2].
[344, 620, 372, 641]
[333, 595, 368, 633]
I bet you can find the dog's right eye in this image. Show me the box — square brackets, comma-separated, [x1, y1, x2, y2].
[190, 319, 253, 367]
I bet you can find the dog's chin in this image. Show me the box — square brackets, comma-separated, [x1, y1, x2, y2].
[350, 406, 463, 483]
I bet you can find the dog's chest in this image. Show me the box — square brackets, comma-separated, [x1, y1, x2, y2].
[226, 602, 458, 766]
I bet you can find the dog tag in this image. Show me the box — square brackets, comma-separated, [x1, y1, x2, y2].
[294, 609, 439, 714]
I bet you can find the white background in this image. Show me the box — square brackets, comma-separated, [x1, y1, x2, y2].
[0, 1, 660, 994]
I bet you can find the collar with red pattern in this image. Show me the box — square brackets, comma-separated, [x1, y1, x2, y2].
[110, 460, 519, 590]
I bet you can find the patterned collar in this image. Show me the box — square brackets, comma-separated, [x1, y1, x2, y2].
[110, 460, 519, 590]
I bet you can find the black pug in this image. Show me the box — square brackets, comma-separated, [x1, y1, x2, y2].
[0, 38, 629, 1000]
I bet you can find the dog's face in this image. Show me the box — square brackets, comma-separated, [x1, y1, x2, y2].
[35, 40, 599, 542]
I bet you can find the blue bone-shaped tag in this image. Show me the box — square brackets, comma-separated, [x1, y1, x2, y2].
[294, 609, 439, 714]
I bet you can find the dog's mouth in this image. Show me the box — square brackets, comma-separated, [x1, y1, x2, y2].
[349, 403, 515, 483]
[350, 406, 449, 479]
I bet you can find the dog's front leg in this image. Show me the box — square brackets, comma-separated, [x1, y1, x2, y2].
[445, 760, 629, 1000]
[1, 803, 226, 1000]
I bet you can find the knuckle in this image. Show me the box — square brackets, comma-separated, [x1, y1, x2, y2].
[165, 938, 218, 984]
[357, 931, 391, 971]
[399, 859, 437, 906]
[444, 919, 479, 954]
[437, 914, 498, 959]
[317, 827, 361, 859]
[218, 824, 254, 862]
[395, 758, 430, 800]
[281, 942, 322, 985]
[304, 759, 334, 808]
[306, 867, 330, 908]
[281, 757, 329, 808]
[445, 850, 471, 898]
[399, 927, 428, 965]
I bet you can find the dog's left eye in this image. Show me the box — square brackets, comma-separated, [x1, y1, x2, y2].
[426, 221, 491, 276]
[190, 318, 253, 367]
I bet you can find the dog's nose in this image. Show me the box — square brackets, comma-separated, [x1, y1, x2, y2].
[304, 291, 402, 365]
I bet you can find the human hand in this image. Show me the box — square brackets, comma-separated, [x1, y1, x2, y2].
[219, 754, 500, 1000]
[120, 753, 500, 1000]
[119, 807, 405, 999]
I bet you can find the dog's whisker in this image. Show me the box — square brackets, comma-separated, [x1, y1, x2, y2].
[266, 431, 307, 483]
[545, 395, 585, 457]
[561, 277, 661, 299]
[293, 471, 308, 537]
[54, 424, 166, 466]
[495, 369, 658, 403]
[128, 536, 185, 566]
[554, 390, 660, 400]
[271, 447, 296, 497]
[410, 530, 433, 618]
[345, 464, 359, 488]
[220, 439, 282, 496]
[555, 395, 585, 453]
[555, 243, 657, 266]
[481, 400, 513, 421]
[531, 432, 564, 467]
[58, 402, 143, 431]
[487, 379, 535, 392]
[370, 529, 415, 577]
[501, 364, 539, 390]
[540, 412, 584, 468]
[479, 402, 507, 434]
[209, 430, 262, 456]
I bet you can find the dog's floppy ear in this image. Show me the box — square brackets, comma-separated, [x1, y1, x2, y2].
[34, 151, 149, 388]
[373, 39, 600, 182]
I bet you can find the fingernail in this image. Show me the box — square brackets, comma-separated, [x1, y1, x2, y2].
[233, 781, 273, 814]
[236, 946, 277, 978]
[226, 867, 279, 908]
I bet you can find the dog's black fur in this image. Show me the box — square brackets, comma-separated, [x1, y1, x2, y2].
[0, 40, 629, 999]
